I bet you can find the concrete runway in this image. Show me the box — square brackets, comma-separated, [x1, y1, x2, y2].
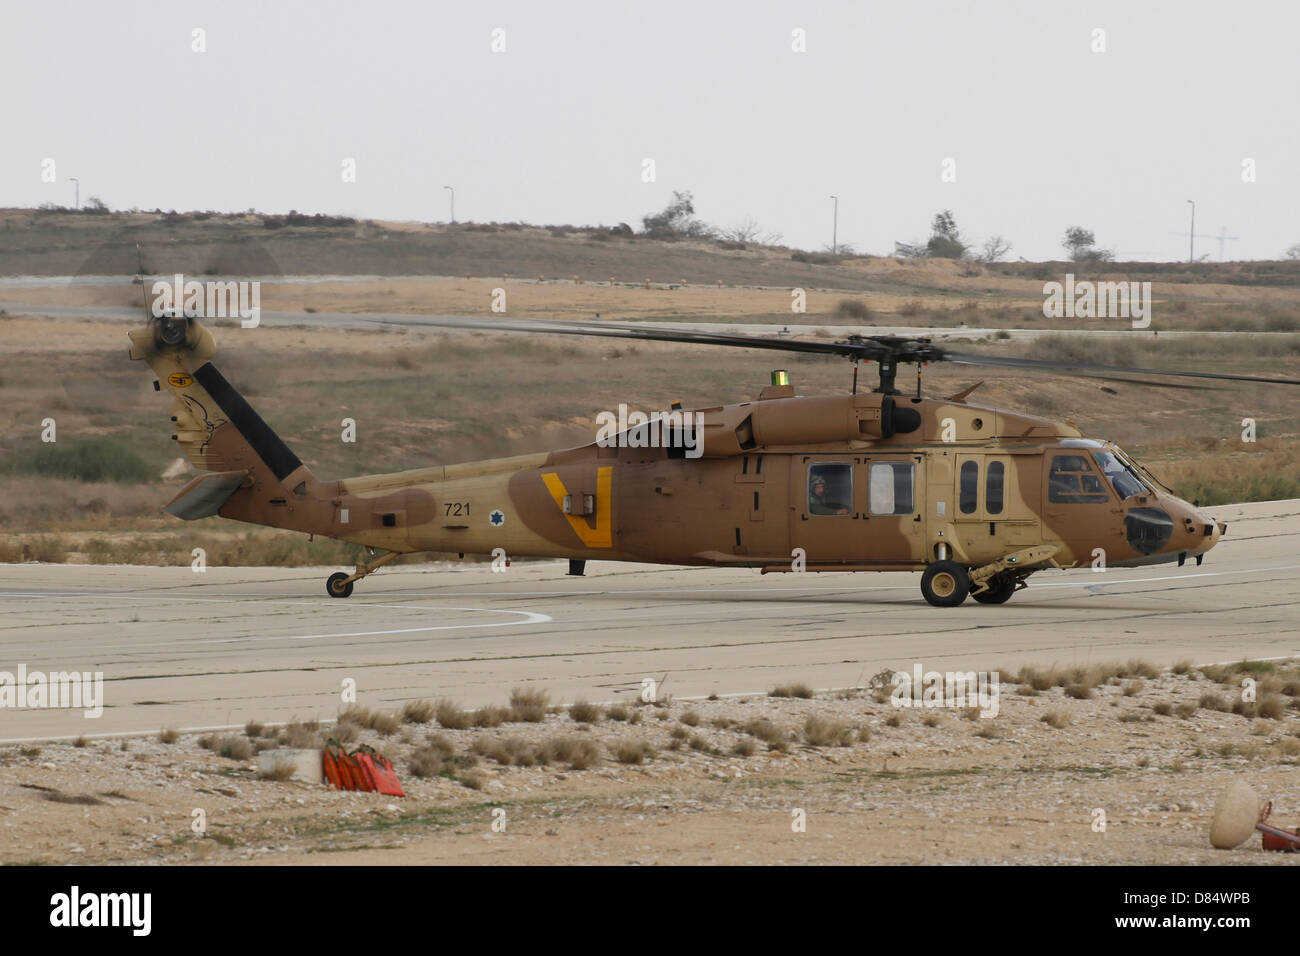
[1, 499, 1296, 742]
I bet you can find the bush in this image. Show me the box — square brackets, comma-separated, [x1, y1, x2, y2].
[508, 687, 550, 722]
[12, 438, 153, 483]
[837, 299, 872, 321]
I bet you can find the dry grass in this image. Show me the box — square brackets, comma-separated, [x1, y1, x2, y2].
[244, 720, 264, 738]
[549, 736, 599, 769]
[1174, 702, 1198, 719]
[158, 727, 179, 744]
[368, 711, 400, 736]
[509, 687, 550, 723]
[803, 714, 853, 746]
[257, 756, 297, 781]
[1065, 683, 1093, 700]
[201, 734, 253, 760]
[680, 710, 701, 727]
[1122, 679, 1143, 697]
[1199, 692, 1230, 712]
[435, 699, 472, 730]
[612, 739, 655, 764]
[742, 718, 790, 751]
[332, 719, 360, 744]
[408, 745, 445, 778]
[769, 683, 814, 699]
[884, 713, 902, 728]
[1259, 694, 1287, 720]
[732, 738, 757, 757]
[606, 703, 630, 722]
[567, 700, 603, 723]
[283, 719, 321, 748]
[1040, 711, 1069, 729]
[401, 700, 435, 724]
[473, 705, 509, 728]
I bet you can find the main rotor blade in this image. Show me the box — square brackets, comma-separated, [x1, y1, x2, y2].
[366, 314, 879, 359]
[945, 351, 1300, 386]
[367, 314, 1300, 387]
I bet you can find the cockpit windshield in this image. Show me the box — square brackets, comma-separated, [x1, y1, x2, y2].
[1092, 450, 1149, 500]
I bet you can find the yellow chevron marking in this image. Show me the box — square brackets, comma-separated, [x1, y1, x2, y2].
[541, 466, 612, 548]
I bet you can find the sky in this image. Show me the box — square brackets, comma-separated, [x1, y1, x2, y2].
[3, 0, 1298, 261]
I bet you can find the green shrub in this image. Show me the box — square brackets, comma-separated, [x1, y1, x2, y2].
[12, 438, 153, 483]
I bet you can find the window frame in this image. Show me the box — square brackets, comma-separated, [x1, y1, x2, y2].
[959, 460, 979, 515]
[986, 460, 1005, 515]
[806, 461, 854, 517]
[868, 460, 916, 517]
[1047, 454, 1111, 504]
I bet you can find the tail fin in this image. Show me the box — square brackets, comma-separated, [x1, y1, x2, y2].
[129, 315, 315, 495]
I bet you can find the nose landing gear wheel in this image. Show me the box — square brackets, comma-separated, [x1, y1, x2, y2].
[920, 560, 970, 607]
[971, 577, 1017, 605]
[326, 572, 355, 599]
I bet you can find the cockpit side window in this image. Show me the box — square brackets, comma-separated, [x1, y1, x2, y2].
[1048, 454, 1110, 503]
[808, 462, 852, 516]
[1091, 451, 1149, 500]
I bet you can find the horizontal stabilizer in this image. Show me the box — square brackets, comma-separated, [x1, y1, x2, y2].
[164, 470, 248, 520]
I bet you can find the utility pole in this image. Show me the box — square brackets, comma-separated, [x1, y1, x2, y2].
[70, 177, 79, 210]
[443, 185, 455, 224]
[1186, 199, 1195, 263]
[830, 195, 838, 255]
[1214, 226, 1240, 261]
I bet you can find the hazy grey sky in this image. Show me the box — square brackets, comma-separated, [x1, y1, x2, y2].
[4, 0, 1298, 261]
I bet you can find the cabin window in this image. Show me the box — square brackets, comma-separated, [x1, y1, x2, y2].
[869, 462, 915, 516]
[1048, 455, 1109, 503]
[986, 461, 1005, 515]
[807, 462, 852, 515]
[959, 461, 979, 514]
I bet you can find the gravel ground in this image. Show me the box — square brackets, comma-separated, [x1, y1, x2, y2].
[4, 661, 1300, 865]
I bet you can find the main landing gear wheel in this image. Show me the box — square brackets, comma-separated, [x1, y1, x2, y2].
[920, 560, 970, 607]
[971, 577, 1016, 605]
[326, 572, 355, 599]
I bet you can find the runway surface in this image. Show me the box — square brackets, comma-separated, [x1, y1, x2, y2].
[1, 499, 1297, 741]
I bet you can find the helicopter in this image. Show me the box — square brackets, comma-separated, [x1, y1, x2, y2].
[128, 310, 1298, 607]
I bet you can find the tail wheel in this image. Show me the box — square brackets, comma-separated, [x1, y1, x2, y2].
[920, 560, 970, 607]
[326, 572, 355, 599]
[971, 577, 1017, 605]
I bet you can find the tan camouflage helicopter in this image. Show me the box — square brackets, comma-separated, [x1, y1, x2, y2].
[129, 311, 1297, 606]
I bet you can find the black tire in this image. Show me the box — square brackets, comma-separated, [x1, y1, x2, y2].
[920, 560, 970, 607]
[326, 572, 355, 599]
[971, 577, 1016, 605]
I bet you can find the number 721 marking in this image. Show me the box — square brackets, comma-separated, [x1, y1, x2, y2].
[444, 502, 470, 517]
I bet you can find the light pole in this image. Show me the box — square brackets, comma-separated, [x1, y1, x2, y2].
[444, 185, 455, 224]
[1186, 199, 1195, 263]
[830, 195, 838, 255]
[70, 177, 79, 210]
